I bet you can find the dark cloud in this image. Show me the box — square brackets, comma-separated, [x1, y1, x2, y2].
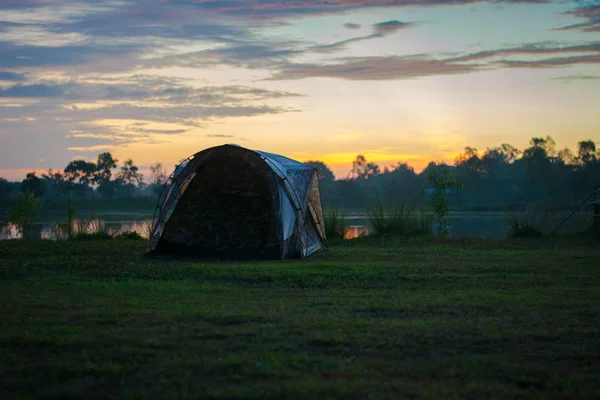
[271, 55, 483, 81]
[0, 71, 26, 81]
[50, 6, 245, 41]
[144, 43, 301, 69]
[343, 23, 361, 29]
[275, 41, 600, 80]
[0, 79, 302, 102]
[556, 4, 600, 33]
[447, 42, 600, 63]
[373, 20, 413, 35]
[497, 54, 600, 68]
[0, 41, 146, 68]
[312, 20, 415, 53]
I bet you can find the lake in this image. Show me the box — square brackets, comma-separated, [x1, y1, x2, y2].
[0, 211, 593, 240]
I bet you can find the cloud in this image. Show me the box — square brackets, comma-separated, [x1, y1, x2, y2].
[312, 19, 415, 53]
[143, 42, 302, 69]
[271, 55, 484, 80]
[206, 134, 234, 138]
[0, 71, 26, 81]
[0, 77, 302, 102]
[552, 74, 600, 80]
[497, 54, 600, 68]
[0, 41, 146, 68]
[373, 20, 413, 35]
[556, 4, 600, 33]
[343, 23, 361, 29]
[446, 42, 600, 63]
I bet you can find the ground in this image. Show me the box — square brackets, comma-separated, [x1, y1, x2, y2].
[0, 237, 599, 399]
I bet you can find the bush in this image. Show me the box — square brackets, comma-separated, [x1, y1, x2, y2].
[507, 213, 544, 238]
[115, 231, 145, 241]
[72, 231, 114, 241]
[5, 191, 43, 238]
[366, 197, 432, 237]
[324, 205, 350, 240]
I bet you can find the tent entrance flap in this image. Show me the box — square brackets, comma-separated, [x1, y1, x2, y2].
[156, 155, 279, 259]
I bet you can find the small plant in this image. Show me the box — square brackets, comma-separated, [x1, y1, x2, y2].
[508, 214, 543, 238]
[324, 205, 350, 240]
[428, 164, 457, 238]
[56, 205, 76, 240]
[366, 197, 432, 237]
[5, 191, 43, 239]
[143, 220, 154, 239]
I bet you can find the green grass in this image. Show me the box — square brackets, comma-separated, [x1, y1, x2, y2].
[0, 237, 599, 399]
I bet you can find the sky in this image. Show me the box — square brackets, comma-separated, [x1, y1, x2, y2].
[0, 0, 599, 180]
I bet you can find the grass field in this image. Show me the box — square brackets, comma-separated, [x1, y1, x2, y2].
[1, 236, 599, 399]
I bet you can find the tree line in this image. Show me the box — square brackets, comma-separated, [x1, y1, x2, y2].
[308, 137, 600, 211]
[0, 153, 168, 205]
[0, 137, 598, 211]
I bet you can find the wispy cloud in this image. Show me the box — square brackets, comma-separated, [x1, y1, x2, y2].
[271, 55, 484, 80]
[312, 20, 415, 53]
[556, 3, 600, 33]
[552, 74, 600, 80]
[342, 23, 361, 29]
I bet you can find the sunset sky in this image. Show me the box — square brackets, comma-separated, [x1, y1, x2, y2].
[0, 0, 599, 180]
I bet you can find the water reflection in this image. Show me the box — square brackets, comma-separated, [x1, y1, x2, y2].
[0, 219, 152, 240]
[0, 211, 592, 241]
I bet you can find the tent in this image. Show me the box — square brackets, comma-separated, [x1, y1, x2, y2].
[147, 144, 327, 259]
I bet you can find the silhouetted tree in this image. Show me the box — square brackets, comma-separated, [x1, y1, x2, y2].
[350, 155, 380, 180]
[305, 161, 335, 183]
[64, 160, 96, 196]
[21, 172, 44, 198]
[0, 177, 11, 204]
[149, 162, 168, 197]
[42, 169, 67, 198]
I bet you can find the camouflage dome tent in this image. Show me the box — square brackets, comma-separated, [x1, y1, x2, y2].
[147, 144, 327, 259]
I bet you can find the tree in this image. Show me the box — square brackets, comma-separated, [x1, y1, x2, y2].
[42, 169, 67, 198]
[95, 152, 118, 184]
[149, 162, 168, 197]
[21, 172, 44, 198]
[349, 155, 380, 180]
[305, 161, 335, 183]
[523, 137, 554, 184]
[577, 140, 597, 167]
[64, 160, 97, 196]
[455, 147, 482, 172]
[117, 159, 144, 196]
[118, 159, 143, 186]
[0, 177, 11, 204]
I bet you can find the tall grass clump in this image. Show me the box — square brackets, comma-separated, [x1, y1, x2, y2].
[5, 191, 43, 239]
[366, 197, 433, 237]
[324, 205, 350, 240]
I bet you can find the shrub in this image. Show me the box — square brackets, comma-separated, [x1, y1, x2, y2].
[366, 197, 432, 237]
[428, 164, 457, 238]
[324, 205, 350, 240]
[5, 191, 43, 238]
[507, 213, 544, 238]
[115, 231, 145, 241]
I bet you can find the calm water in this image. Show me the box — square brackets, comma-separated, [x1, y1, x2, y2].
[0, 211, 593, 240]
[0, 217, 153, 240]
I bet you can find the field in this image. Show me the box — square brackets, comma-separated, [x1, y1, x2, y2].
[1, 236, 599, 399]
